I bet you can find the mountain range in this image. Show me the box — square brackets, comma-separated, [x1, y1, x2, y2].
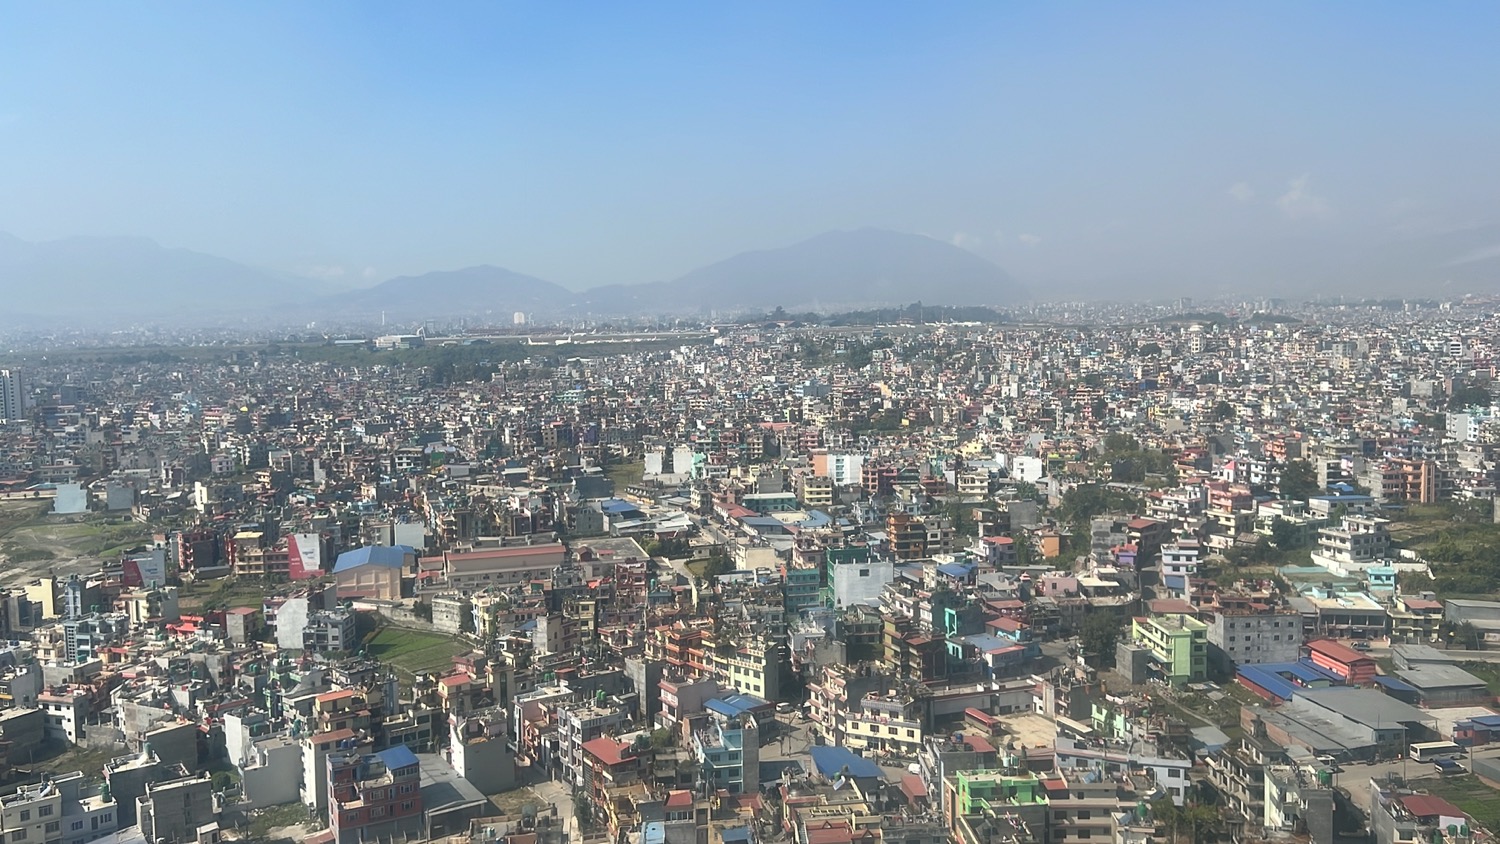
[0, 228, 1026, 324]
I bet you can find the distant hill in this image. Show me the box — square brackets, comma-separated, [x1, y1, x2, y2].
[579, 228, 1025, 315]
[0, 232, 319, 318]
[330, 265, 574, 320]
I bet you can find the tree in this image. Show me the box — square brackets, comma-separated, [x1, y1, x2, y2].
[702, 547, 730, 580]
[1270, 516, 1300, 550]
[1277, 459, 1319, 501]
[1213, 401, 1235, 421]
[1080, 612, 1122, 664]
[1449, 385, 1492, 410]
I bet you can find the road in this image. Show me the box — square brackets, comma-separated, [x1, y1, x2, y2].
[1332, 744, 1500, 792]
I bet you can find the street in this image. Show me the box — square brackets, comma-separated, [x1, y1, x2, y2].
[1332, 744, 1500, 792]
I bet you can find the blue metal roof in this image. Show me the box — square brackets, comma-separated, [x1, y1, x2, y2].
[1373, 675, 1418, 693]
[1238, 660, 1344, 701]
[376, 743, 419, 772]
[808, 746, 882, 779]
[705, 699, 744, 719]
[333, 545, 415, 573]
[600, 499, 640, 514]
[937, 563, 974, 578]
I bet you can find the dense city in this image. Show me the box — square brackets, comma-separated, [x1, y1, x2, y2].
[1, 300, 1500, 844]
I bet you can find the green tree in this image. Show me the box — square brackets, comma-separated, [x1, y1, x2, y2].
[1213, 401, 1235, 421]
[702, 547, 731, 580]
[1269, 516, 1300, 550]
[1080, 612, 1122, 664]
[1277, 459, 1319, 501]
[1449, 385, 1492, 410]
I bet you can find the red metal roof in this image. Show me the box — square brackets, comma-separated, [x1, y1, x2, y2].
[1306, 638, 1371, 664]
[1400, 795, 1464, 819]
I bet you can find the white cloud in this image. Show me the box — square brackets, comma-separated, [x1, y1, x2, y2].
[1017, 233, 1042, 247]
[362, 266, 378, 280]
[950, 232, 982, 249]
[1227, 182, 1255, 202]
[1276, 175, 1330, 220]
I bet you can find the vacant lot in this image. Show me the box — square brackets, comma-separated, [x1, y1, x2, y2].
[365, 626, 469, 679]
[0, 501, 156, 587]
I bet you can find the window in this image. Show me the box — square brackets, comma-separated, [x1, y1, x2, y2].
[14, 830, 27, 841]
[102, 814, 111, 823]
[39, 806, 52, 817]
[1168, 769, 1181, 778]
[44, 822, 58, 834]
[71, 821, 83, 832]
[20, 810, 30, 821]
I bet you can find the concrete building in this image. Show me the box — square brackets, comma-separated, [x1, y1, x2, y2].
[431, 544, 566, 591]
[327, 744, 424, 844]
[448, 707, 517, 795]
[1208, 607, 1302, 670]
[38, 688, 89, 745]
[1263, 762, 1336, 844]
[137, 772, 214, 844]
[1130, 614, 1208, 686]
[0, 370, 24, 421]
[332, 545, 415, 602]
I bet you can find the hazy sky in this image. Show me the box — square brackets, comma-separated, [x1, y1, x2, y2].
[3, 2, 1499, 297]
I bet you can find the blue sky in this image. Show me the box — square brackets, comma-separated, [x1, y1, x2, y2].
[2, 2, 1498, 296]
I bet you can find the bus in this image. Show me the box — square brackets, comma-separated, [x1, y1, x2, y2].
[1410, 741, 1463, 762]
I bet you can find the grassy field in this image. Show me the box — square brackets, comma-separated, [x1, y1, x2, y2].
[1410, 774, 1500, 832]
[178, 577, 280, 612]
[1460, 662, 1500, 695]
[364, 626, 469, 678]
[605, 460, 644, 491]
[30, 741, 121, 779]
[0, 503, 157, 586]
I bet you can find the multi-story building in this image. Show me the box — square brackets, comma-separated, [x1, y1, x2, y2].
[841, 690, 924, 756]
[1388, 595, 1445, 643]
[1207, 605, 1302, 669]
[0, 370, 24, 422]
[705, 634, 780, 701]
[302, 609, 358, 654]
[1130, 614, 1208, 686]
[327, 745, 423, 844]
[555, 697, 631, 790]
[0, 777, 63, 844]
[690, 714, 759, 795]
[1310, 516, 1392, 577]
[137, 772, 214, 844]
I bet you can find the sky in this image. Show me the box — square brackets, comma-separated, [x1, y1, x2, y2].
[2, 2, 1499, 298]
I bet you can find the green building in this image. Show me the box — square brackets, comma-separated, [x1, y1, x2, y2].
[1131, 614, 1208, 686]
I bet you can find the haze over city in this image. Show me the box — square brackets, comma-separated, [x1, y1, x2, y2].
[4, 2, 1500, 304]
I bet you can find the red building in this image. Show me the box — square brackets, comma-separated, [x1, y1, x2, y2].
[1304, 639, 1377, 686]
[328, 744, 423, 844]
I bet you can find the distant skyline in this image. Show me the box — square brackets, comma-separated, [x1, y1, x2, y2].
[3, 2, 1500, 298]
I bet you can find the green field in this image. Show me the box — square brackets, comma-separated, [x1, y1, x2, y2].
[365, 626, 469, 678]
[1410, 775, 1500, 832]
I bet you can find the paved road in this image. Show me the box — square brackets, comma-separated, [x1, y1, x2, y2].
[1332, 745, 1500, 792]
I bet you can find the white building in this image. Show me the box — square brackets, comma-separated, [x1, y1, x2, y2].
[830, 557, 894, 609]
[0, 369, 23, 421]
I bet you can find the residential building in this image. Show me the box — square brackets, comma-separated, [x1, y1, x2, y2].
[1129, 614, 1208, 686]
